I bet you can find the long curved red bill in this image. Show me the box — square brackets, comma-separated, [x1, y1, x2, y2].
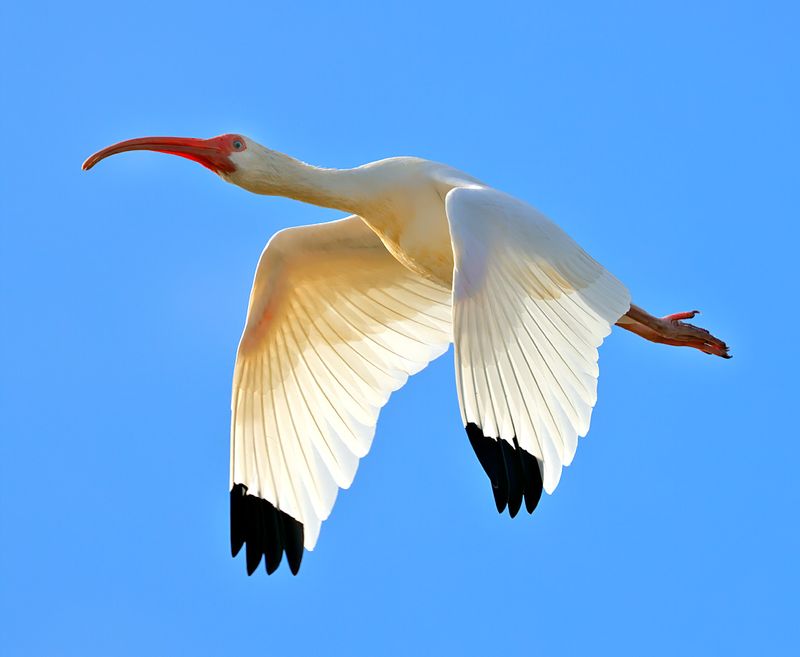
[82, 136, 236, 174]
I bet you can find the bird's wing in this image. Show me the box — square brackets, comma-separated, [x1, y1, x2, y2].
[230, 215, 452, 574]
[445, 186, 630, 515]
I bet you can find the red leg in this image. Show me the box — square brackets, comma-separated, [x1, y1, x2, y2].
[616, 304, 731, 359]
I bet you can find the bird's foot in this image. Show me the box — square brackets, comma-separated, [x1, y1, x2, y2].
[656, 310, 731, 359]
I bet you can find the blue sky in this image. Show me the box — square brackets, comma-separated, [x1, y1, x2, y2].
[1, 1, 797, 655]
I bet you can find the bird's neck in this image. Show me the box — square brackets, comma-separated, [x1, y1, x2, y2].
[233, 149, 375, 215]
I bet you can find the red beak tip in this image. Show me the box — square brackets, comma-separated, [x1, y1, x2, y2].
[80, 136, 234, 175]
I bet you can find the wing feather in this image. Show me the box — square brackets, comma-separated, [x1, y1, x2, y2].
[446, 186, 630, 498]
[230, 215, 451, 573]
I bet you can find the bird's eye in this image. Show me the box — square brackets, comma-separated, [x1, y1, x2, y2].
[233, 139, 243, 150]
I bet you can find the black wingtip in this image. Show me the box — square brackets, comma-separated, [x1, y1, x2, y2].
[465, 423, 544, 517]
[500, 439, 524, 518]
[230, 484, 305, 576]
[513, 437, 543, 514]
[466, 423, 507, 512]
[281, 514, 304, 576]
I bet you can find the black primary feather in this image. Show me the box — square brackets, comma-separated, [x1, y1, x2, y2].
[500, 439, 524, 518]
[514, 437, 543, 514]
[230, 484, 304, 576]
[465, 423, 544, 517]
[466, 423, 508, 512]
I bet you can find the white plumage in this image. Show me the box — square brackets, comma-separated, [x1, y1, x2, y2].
[82, 132, 730, 575]
[447, 186, 630, 492]
[231, 216, 452, 549]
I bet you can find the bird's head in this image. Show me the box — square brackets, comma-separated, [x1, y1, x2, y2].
[83, 133, 347, 204]
[82, 133, 268, 186]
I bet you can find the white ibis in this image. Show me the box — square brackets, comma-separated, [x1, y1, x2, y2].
[83, 134, 730, 575]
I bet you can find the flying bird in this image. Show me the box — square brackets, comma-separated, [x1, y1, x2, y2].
[83, 134, 730, 576]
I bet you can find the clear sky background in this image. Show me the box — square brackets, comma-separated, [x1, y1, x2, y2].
[1, 1, 797, 655]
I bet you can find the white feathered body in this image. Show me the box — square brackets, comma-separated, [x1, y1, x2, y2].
[228, 149, 487, 285]
[224, 146, 630, 550]
[81, 132, 727, 576]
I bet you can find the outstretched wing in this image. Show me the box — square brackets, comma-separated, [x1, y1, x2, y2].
[230, 216, 452, 574]
[446, 186, 630, 515]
